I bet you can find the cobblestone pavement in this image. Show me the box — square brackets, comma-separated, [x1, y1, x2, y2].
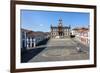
[29, 38, 89, 62]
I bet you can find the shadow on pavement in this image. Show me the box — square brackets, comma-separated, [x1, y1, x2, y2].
[21, 38, 50, 63]
[21, 47, 46, 63]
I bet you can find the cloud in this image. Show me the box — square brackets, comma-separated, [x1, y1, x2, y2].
[39, 24, 43, 27]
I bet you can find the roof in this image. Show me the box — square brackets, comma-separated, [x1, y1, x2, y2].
[51, 26, 70, 29]
[21, 28, 49, 38]
[21, 28, 31, 33]
[73, 27, 89, 33]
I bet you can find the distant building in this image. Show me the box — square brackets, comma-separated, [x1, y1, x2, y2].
[73, 27, 89, 45]
[50, 18, 71, 38]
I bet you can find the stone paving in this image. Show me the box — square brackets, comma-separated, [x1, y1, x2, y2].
[29, 38, 89, 62]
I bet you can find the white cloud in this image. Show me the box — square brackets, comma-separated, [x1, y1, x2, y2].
[39, 24, 43, 27]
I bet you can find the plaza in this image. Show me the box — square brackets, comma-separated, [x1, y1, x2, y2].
[21, 17, 90, 62]
[21, 37, 89, 62]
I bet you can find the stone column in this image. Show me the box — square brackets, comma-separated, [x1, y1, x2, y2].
[26, 38, 29, 48]
[24, 32, 27, 48]
[33, 38, 36, 47]
[30, 38, 32, 48]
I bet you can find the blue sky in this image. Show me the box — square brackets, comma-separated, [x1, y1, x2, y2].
[21, 10, 89, 32]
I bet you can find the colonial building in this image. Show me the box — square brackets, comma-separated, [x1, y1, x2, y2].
[72, 27, 89, 46]
[50, 19, 71, 38]
[21, 28, 49, 51]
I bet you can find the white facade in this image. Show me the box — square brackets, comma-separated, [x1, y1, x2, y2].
[21, 29, 49, 51]
[73, 28, 90, 46]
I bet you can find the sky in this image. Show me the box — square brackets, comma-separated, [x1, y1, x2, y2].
[21, 10, 90, 32]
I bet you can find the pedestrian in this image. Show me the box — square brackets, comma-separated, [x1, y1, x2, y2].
[76, 46, 82, 52]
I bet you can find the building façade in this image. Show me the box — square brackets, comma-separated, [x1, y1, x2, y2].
[50, 19, 71, 38]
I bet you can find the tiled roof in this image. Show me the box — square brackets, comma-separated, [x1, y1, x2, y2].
[73, 27, 89, 33]
[21, 28, 31, 33]
[21, 28, 49, 38]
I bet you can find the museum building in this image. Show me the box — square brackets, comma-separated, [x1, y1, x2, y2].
[50, 19, 71, 38]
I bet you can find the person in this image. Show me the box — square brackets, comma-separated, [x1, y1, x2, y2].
[76, 44, 82, 52]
